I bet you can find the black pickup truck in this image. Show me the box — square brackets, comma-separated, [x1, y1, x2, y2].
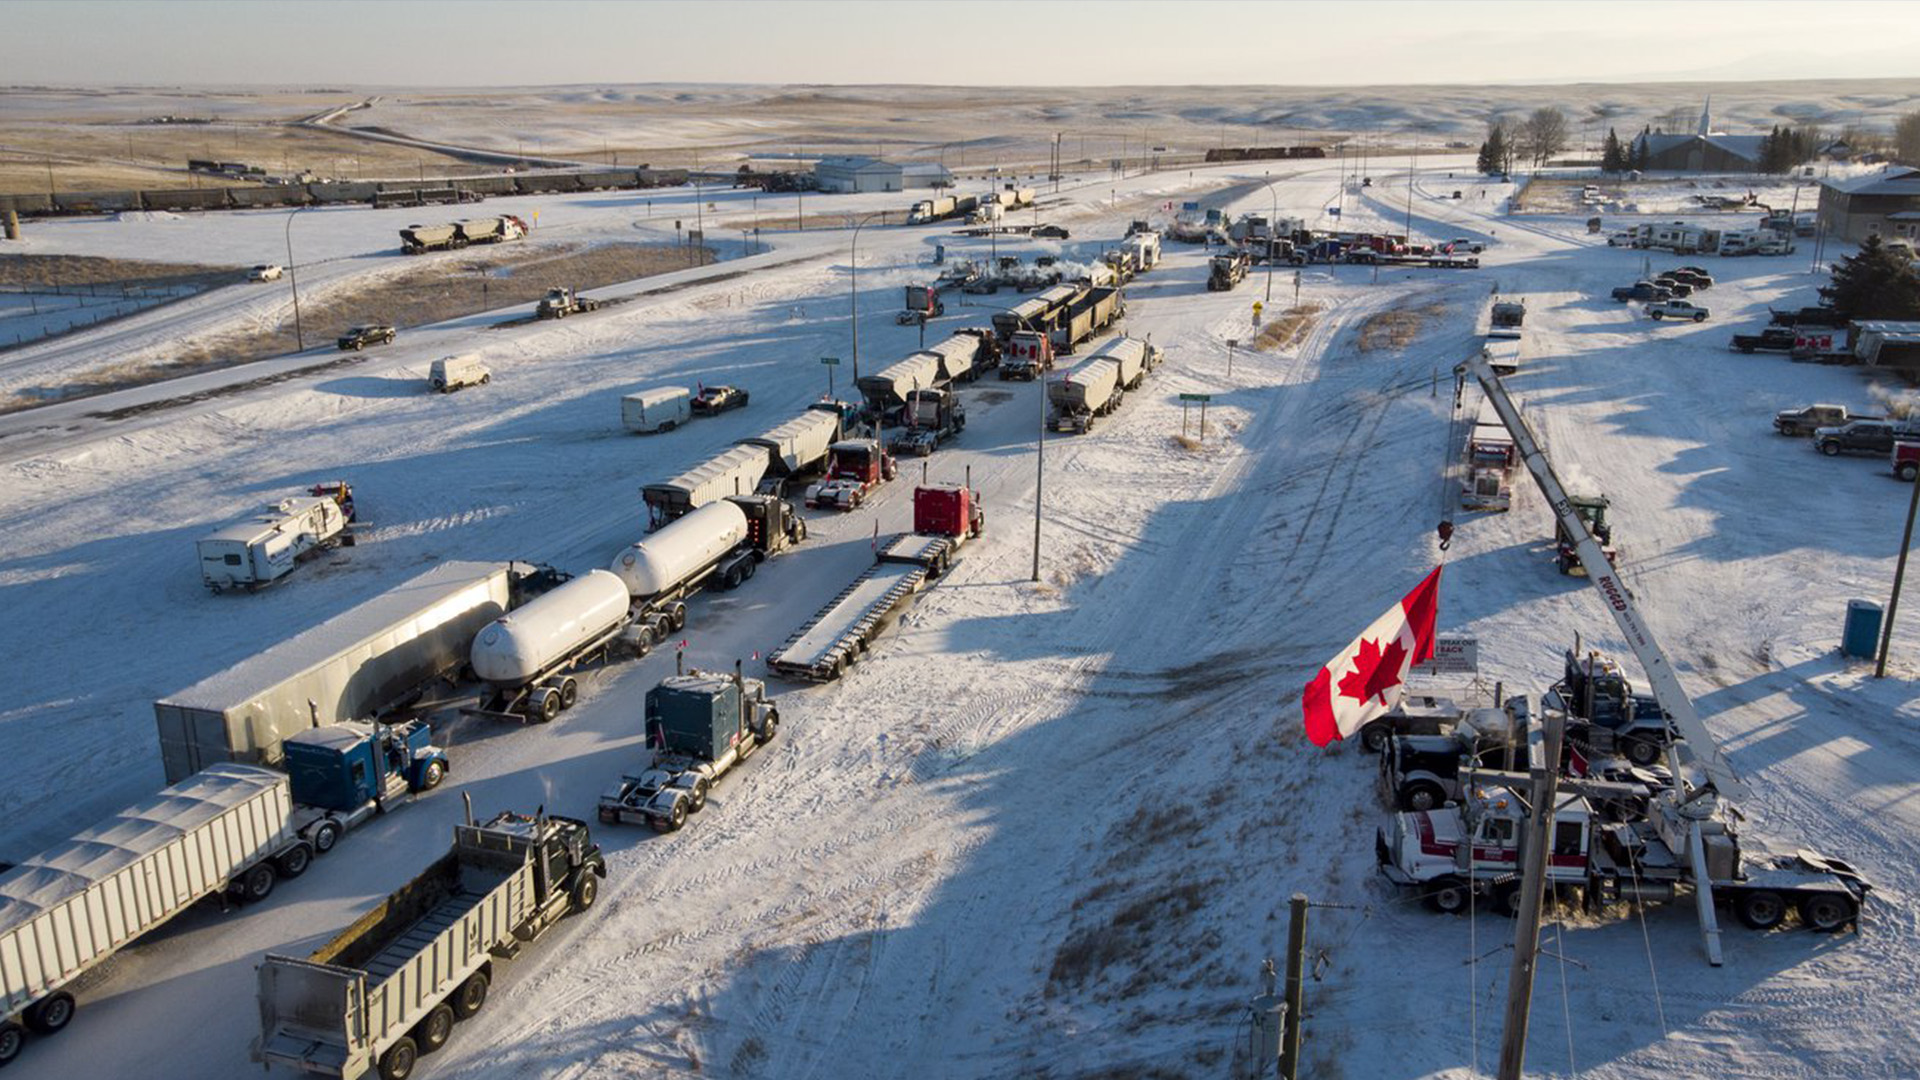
[1730, 327, 1798, 354]
[336, 324, 397, 351]
[1813, 419, 1920, 457]
[1768, 305, 1849, 329]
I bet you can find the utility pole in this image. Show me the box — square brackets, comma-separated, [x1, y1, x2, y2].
[1033, 331, 1045, 583]
[1497, 710, 1566, 1080]
[1875, 471, 1920, 677]
[1280, 893, 1308, 1080]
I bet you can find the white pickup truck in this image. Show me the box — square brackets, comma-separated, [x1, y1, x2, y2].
[1645, 299, 1710, 322]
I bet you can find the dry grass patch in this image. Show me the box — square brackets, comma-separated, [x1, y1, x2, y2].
[0, 253, 238, 289]
[1357, 302, 1447, 353]
[1252, 303, 1322, 352]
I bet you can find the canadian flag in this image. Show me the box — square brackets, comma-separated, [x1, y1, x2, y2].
[1301, 567, 1442, 747]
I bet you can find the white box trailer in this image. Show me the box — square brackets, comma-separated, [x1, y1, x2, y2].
[198, 495, 352, 593]
[737, 407, 842, 477]
[622, 387, 691, 434]
[155, 561, 514, 783]
[642, 444, 770, 529]
[0, 764, 301, 1055]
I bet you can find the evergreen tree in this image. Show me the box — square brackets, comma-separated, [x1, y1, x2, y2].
[1476, 137, 1496, 175]
[1819, 236, 1920, 320]
[1478, 121, 1509, 176]
[1601, 128, 1626, 173]
[1756, 126, 1782, 173]
[1633, 127, 1651, 172]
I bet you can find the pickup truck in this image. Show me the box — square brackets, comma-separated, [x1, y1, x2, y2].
[1769, 306, 1849, 329]
[1611, 281, 1671, 303]
[1776, 403, 1872, 436]
[336, 324, 396, 351]
[1664, 268, 1713, 289]
[691, 385, 750, 415]
[1814, 419, 1920, 457]
[1895, 442, 1920, 482]
[248, 264, 284, 282]
[1731, 327, 1798, 354]
[1645, 299, 1709, 322]
[1651, 277, 1695, 298]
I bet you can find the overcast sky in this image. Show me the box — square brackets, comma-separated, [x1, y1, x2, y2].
[12, 0, 1920, 87]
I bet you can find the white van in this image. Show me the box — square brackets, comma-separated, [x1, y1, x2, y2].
[429, 355, 491, 392]
[622, 387, 692, 433]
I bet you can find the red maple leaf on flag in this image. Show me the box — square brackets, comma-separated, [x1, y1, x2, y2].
[1337, 636, 1409, 706]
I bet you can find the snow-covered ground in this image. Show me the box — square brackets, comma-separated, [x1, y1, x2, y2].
[3, 151, 1918, 1080]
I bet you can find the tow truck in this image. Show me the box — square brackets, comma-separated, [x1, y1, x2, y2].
[1400, 347, 1873, 963]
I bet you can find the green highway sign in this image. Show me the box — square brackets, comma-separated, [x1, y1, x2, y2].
[1179, 393, 1213, 403]
[820, 356, 841, 365]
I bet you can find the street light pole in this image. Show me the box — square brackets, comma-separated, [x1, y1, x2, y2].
[283, 206, 306, 351]
[1265, 174, 1279, 305]
[849, 210, 886, 390]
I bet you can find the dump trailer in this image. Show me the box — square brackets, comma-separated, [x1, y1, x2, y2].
[736, 406, 842, 485]
[598, 664, 778, 831]
[919, 332, 984, 384]
[468, 570, 639, 721]
[157, 561, 517, 782]
[453, 215, 526, 245]
[254, 810, 606, 1080]
[611, 495, 805, 637]
[768, 485, 984, 682]
[642, 444, 771, 529]
[855, 351, 944, 420]
[0, 765, 307, 1063]
[1051, 286, 1122, 355]
[1048, 358, 1122, 433]
[993, 296, 1054, 344]
[1125, 231, 1161, 270]
[198, 494, 354, 593]
[1089, 336, 1157, 390]
[398, 223, 458, 254]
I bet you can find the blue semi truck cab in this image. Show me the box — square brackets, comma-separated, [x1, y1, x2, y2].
[280, 719, 449, 855]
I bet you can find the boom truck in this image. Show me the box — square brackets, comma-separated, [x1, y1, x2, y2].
[254, 806, 606, 1080]
[598, 660, 778, 832]
[1390, 348, 1871, 962]
[769, 483, 984, 682]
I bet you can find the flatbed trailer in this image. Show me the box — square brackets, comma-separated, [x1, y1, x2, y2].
[766, 535, 954, 682]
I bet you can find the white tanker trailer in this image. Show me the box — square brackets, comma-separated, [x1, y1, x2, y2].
[610, 493, 805, 641]
[468, 570, 636, 722]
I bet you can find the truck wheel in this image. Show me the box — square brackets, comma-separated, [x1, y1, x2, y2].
[0, 1021, 24, 1066]
[1494, 881, 1524, 918]
[559, 677, 579, 709]
[1799, 893, 1855, 932]
[534, 687, 562, 723]
[1650, 311, 1663, 320]
[415, 1004, 455, 1054]
[793, 519, 808, 543]
[1694, 313, 1707, 322]
[654, 800, 688, 833]
[238, 862, 277, 904]
[276, 843, 313, 880]
[742, 558, 757, 581]
[23, 992, 74, 1035]
[451, 973, 489, 1019]
[378, 1036, 419, 1080]
[669, 603, 687, 631]
[1902, 463, 1919, 482]
[312, 820, 343, 854]
[631, 625, 657, 658]
[1399, 781, 1445, 813]
[420, 760, 446, 790]
[1360, 723, 1390, 754]
[688, 777, 710, 813]
[571, 873, 599, 912]
[1736, 889, 1788, 931]
[723, 567, 743, 589]
[1424, 876, 1469, 915]
[1820, 441, 1840, 456]
[1623, 736, 1662, 767]
[757, 709, 780, 745]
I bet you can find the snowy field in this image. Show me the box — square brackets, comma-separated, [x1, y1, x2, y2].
[4, 152, 1920, 1080]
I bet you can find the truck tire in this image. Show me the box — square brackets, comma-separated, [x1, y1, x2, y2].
[23, 992, 74, 1035]
[723, 566, 743, 589]
[378, 1036, 419, 1080]
[1650, 311, 1664, 320]
[311, 820, 343, 855]
[757, 708, 780, 745]
[793, 519, 808, 543]
[631, 624, 656, 658]
[238, 862, 277, 904]
[1799, 893, 1855, 932]
[653, 799, 688, 833]
[1399, 781, 1445, 813]
[571, 873, 599, 912]
[1424, 876, 1469, 915]
[415, 1004, 455, 1054]
[688, 777, 710, 813]
[1820, 441, 1840, 456]
[559, 677, 579, 709]
[1901, 463, 1918, 482]
[451, 973, 489, 1020]
[1494, 881, 1524, 918]
[669, 603, 687, 631]
[479, 373, 491, 385]
[742, 558, 757, 581]
[1623, 736, 1662, 767]
[420, 760, 446, 790]
[275, 842, 313, 880]
[1735, 889, 1788, 930]
[0, 1021, 24, 1066]
[1360, 723, 1390, 754]
[533, 687, 562, 723]
[1693, 313, 1707, 322]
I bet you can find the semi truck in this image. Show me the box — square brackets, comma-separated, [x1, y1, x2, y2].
[598, 663, 778, 832]
[1378, 700, 1527, 811]
[1001, 329, 1055, 381]
[254, 808, 606, 1080]
[453, 215, 526, 246]
[1207, 250, 1251, 291]
[899, 283, 944, 322]
[1048, 357, 1122, 433]
[156, 560, 522, 782]
[768, 484, 983, 681]
[468, 570, 641, 721]
[536, 286, 600, 319]
[1488, 298, 1526, 338]
[1089, 335, 1157, 389]
[804, 439, 898, 510]
[889, 388, 966, 456]
[611, 494, 805, 625]
[1541, 646, 1678, 767]
[642, 444, 771, 529]
[908, 195, 957, 225]
[855, 352, 944, 421]
[198, 493, 354, 593]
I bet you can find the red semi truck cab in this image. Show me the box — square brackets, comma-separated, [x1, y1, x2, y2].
[914, 484, 984, 541]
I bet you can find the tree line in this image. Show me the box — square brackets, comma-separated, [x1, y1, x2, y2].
[1476, 108, 1920, 176]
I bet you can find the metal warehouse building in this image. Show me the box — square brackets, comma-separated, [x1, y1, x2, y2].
[1817, 167, 1920, 244]
[813, 156, 902, 193]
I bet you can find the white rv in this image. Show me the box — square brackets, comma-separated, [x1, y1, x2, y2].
[197, 496, 352, 592]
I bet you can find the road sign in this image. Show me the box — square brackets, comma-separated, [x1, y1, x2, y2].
[1252, 302, 1263, 315]
[1226, 339, 1239, 349]
[1413, 636, 1479, 675]
[820, 356, 841, 365]
[1178, 393, 1213, 403]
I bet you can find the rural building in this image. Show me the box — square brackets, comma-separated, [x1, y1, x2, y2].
[900, 161, 954, 189]
[1816, 167, 1920, 244]
[1632, 99, 1766, 172]
[813, 156, 902, 193]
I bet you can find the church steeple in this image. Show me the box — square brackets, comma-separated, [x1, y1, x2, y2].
[1697, 96, 1713, 137]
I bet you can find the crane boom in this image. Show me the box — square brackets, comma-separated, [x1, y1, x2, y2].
[1453, 349, 1751, 806]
